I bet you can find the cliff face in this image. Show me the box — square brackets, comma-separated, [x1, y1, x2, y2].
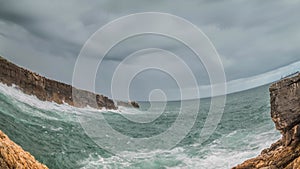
[0, 130, 48, 169]
[0, 56, 116, 110]
[234, 73, 300, 169]
[270, 74, 300, 146]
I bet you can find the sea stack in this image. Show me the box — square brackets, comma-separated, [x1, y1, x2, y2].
[233, 73, 300, 169]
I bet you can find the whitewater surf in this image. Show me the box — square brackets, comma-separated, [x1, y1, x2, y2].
[0, 82, 280, 169]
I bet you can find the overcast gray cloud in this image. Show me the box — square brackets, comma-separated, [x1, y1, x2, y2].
[0, 0, 299, 100]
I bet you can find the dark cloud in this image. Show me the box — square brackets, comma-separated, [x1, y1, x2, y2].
[0, 0, 299, 100]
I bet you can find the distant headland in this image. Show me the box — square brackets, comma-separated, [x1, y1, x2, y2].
[0, 56, 139, 110]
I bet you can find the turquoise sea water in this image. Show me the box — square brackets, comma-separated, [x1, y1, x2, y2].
[0, 83, 280, 169]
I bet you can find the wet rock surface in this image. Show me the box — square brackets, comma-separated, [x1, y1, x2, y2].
[0, 130, 48, 169]
[0, 56, 117, 110]
[233, 73, 300, 169]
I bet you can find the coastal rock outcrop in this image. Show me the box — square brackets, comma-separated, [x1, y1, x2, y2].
[0, 56, 117, 110]
[0, 130, 48, 169]
[233, 73, 300, 169]
[117, 101, 140, 108]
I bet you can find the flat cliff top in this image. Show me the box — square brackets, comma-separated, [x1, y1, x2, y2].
[0, 130, 48, 169]
[270, 73, 300, 92]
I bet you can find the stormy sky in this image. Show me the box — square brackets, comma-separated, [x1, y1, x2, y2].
[0, 0, 299, 100]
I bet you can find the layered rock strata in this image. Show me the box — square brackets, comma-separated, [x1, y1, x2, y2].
[233, 73, 300, 169]
[0, 56, 117, 109]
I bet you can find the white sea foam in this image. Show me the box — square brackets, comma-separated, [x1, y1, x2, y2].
[79, 126, 280, 169]
[0, 82, 119, 115]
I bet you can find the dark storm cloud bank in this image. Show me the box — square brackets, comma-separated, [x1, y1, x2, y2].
[0, 0, 299, 100]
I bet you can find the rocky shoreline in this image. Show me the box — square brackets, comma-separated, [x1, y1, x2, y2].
[0, 56, 141, 168]
[0, 56, 119, 110]
[233, 73, 300, 169]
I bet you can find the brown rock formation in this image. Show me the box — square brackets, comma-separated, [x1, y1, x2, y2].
[0, 56, 116, 110]
[0, 130, 48, 169]
[117, 101, 140, 108]
[233, 73, 300, 169]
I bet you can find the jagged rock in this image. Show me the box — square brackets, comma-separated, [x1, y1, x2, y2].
[0, 56, 117, 110]
[0, 130, 48, 169]
[233, 73, 300, 169]
[117, 101, 140, 108]
[130, 101, 140, 108]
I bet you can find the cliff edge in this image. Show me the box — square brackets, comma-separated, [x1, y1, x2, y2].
[0, 56, 117, 110]
[0, 130, 48, 169]
[233, 73, 300, 169]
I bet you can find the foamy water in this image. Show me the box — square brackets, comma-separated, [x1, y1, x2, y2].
[0, 82, 280, 168]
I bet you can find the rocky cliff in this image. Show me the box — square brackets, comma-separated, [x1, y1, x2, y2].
[0, 130, 48, 169]
[0, 56, 117, 110]
[233, 73, 300, 169]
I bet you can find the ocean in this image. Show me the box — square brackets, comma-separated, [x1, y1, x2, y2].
[0, 83, 280, 169]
